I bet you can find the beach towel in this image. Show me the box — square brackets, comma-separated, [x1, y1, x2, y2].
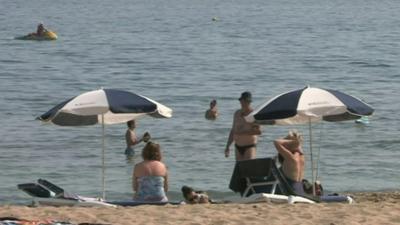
[0, 217, 110, 225]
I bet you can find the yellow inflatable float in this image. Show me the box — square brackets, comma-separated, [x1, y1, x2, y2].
[15, 30, 58, 41]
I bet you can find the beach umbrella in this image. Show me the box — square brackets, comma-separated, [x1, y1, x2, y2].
[245, 86, 374, 193]
[37, 88, 173, 199]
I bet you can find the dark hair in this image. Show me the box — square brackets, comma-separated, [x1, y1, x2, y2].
[127, 120, 135, 128]
[142, 142, 162, 161]
[181, 185, 194, 199]
[238, 91, 252, 102]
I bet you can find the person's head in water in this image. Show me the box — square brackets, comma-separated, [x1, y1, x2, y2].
[205, 99, 218, 120]
[210, 99, 217, 108]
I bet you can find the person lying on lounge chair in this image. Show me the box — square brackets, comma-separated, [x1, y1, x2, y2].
[274, 130, 305, 195]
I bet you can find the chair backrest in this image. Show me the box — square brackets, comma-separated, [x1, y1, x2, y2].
[229, 158, 275, 196]
[17, 183, 52, 198]
[38, 179, 65, 197]
[38, 179, 80, 200]
[236, 158, 273, 178]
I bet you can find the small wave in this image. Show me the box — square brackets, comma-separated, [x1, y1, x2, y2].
[348, 61, 392, 68]
[0, 59, 25, 64]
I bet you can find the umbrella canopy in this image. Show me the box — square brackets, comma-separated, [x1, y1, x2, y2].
[245, 86, 374, 125]
[244, 86, 374, 195]
[38, 89, 172, 125]
[37, 88, 173, 199]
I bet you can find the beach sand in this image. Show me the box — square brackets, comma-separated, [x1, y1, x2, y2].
[1, 191, 399, 225]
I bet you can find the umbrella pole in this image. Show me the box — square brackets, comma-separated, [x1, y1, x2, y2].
[309, 118, 316, 196]
[102, 114, 106, 200]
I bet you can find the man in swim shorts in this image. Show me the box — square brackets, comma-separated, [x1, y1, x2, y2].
[225, 92, 261, 161]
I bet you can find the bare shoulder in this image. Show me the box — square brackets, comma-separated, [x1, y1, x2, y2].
[155, 161, 167, 172]
[150, 161, 168, 175]
[126, 129, 135, 137]
[233, 109, 242, 117]
[154, 160, 167, 168]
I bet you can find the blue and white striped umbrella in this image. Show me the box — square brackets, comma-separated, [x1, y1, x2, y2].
[38, 88, 172, 125]
[245, 86, 374, 125]
[37, 88, 172, 200]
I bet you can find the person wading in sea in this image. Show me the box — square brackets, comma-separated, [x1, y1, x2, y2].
[125, 120, 150, 158]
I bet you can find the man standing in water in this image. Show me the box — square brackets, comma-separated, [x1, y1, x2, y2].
[225, 92, 262, 161]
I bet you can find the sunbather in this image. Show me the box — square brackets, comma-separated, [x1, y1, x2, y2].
[133, 142, 168, 202]
[274, 130, 305, 195]
[181, 185, 211, 204]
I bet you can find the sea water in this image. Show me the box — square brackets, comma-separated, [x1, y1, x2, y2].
[0, 0, 399, 204]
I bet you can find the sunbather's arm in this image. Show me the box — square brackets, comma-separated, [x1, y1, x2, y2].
[274, 139, 296, 160]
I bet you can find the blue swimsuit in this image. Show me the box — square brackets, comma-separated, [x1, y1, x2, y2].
[135, 176, 168, 202]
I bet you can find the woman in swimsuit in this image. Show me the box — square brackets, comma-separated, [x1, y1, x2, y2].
[132, 142, 168, 202]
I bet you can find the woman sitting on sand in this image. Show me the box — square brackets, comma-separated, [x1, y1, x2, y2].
[132, 142, 168, 202]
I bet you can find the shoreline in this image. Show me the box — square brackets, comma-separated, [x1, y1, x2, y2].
[1, 191, 399, 225]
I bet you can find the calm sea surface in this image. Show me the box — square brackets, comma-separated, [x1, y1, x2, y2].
[0, 0, 399, 204]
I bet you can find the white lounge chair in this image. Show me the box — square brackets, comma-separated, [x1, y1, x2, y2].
[17, 179, 116, 207]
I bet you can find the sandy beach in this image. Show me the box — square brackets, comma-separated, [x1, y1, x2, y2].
[1, 191, 399, 225]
